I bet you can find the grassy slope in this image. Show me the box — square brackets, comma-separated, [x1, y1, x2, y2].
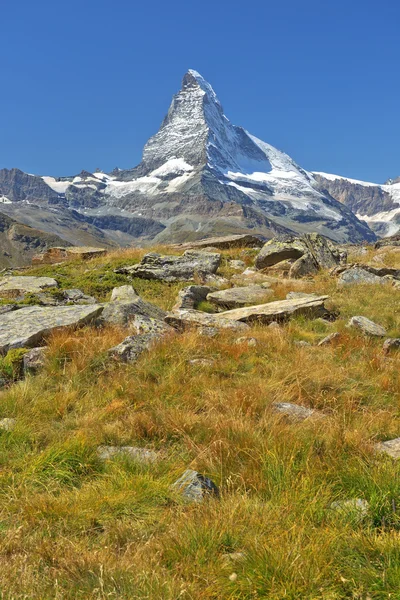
[0, 247, 400, 598]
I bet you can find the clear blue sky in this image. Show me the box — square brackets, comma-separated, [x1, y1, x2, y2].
[1, 0, 399, 183]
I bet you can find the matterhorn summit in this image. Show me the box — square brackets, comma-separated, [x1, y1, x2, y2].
[0, 70, 376, 245]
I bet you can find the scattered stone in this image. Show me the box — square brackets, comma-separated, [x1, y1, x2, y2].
[97, 445, 157, 463]
[376, 437, 400, 459]
[338, 267, 385, 286]
[115, 250, 221, 282]
[165, 309, 249, 332]
[229, 259, 246, 270]
[0, 276, 58, 299]
[235, 337, 257, 347]
[272, 402, 324, 423]
[294, 340, 312, 347]
[268, 321, 280, 330]
[0, 305, 104, 353]
[0, 418, 16, 432]
[32, 246, 106, 265]
[110, 285, 138, 302]
[172, 234, 263, 250]
[201, 274, 230, 288]
[172, 469, 219, 502]
[330, 499, 369, 522]
[231, 267, 273, 285]
[172, 285, 212, 311]
[383, 338, 400, 355]
[109, 332, 162, 363]
[286, 292, 319, 300]
[347, 316, 387, 337]
[198, 327, 219, 338]
[207, 284, 273, 310]
[255, 233, 343, 277]
[129, 314, 175, 337]
[217, 295, 331, 325]
[23, 347, 47, 373]
[101, 286, 166, 325]
[188, 358, 215, 366]
[63, 289, 97, 304]
[318, 332, 341, 346]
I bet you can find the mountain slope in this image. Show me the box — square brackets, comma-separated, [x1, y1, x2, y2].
[313, 172, 400, 237]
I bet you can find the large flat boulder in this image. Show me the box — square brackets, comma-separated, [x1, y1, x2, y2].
[207, 284, 273, 310]
[0, 276, 58, 298]
[115, 251, 221, 282]
[255, 234, 343, 277]
[172, 234, 264, 250]
[165, 309, 249, 332]
[0, 304, 103, 353]
[217, 295, 330, 324]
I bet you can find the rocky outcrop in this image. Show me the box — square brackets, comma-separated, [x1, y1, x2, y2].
[0, 305, 104, 353]
[255, 233, 344, 277]
[116, 251, 221, 282]
[217, 295, 331, 325]
[206, 284, 273, 310]
[101, 286, 166, 325]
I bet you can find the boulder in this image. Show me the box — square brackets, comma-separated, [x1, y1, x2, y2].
[330, 499, 369, 522]
[23, 347, 47, 373]
[165, 309, 249, 332]
[109, 332, 162, 363]
[318, 332, 341, 346]
[207, 284, 273, 310]
[129, 314, 175, 337]
[172, 469, 219, 502]
[347, 316, 387, 337]
[0, 418, 16, 431]
[115, 250, 221, 282]
[216, 295, 331, 325]
[376, 437, 400, 459]
[172, 234, 263, 250]
[255, 233, 343, 277]
[235, 337, 257, 347]
[97, 446, 157, 463]
[338, 267, 386, 286]
[383, 338, 400, 355]
[101, 286, 166, 326]
[172, 285, 212, 311]
[229, 259, 246, 270]
[0, 276, 58, 299]
[63, 289, 97, 304]
[272, 402, 324, 423]
[0, 305, 104, 353]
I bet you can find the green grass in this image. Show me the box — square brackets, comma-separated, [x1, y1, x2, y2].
[0, 244, 400, 597]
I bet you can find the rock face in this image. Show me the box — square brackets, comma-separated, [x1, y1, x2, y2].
[347, 316, 387, 337]
[207, 284, 273, 310]
[0, 305, 103, 353]
[255, 234, 343, 277]
[217, 295, 331, 325]
[172, 469, 219, 502]
[0, 276, 58, 298]
[32, 246, 106, 265]
[101, 286, 166, 325]
[0, 72, 375, 254]
[116, 251, 221, 282]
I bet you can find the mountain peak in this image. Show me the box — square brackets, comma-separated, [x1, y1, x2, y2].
[182, 69, 221, 107]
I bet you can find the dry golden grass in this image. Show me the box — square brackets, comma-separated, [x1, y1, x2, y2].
[0, 244, 400, 598]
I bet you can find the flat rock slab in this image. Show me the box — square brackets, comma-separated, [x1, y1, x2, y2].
[217, 295, 330, 324]
[0, 276, 58, 298]
[165, 309, 249, 332]
[0, 305, 103, 353]
[207, 284, 273, 310]
[347, 316, 387, 337]
[376, 437, 400, 459]
[172, 234, 263, 250]
[116, 251, 221, 282]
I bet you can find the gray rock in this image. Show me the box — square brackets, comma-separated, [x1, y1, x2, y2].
[0, 304, 104, 353]
[23, 347, 47, 373]
[217, 295, 331, 325]
[376, 437, 400, 459]
[129, 314, 175, 337]
[0, 418, 16, 431]
[188, 358, 215, 366]
[110, 285, 138, 302]
[255, 236, 306, 269]
[63, 289, 97, 304]
[198, 326, 219, 337]
[338, 267, 385, 286]
[0, 276, 58, 299]
[207, 284, 273, 310]
[289, 253, 319, 279]
[165, 309, 250, 332]
[330, 499, 369, 521]
[172, 469, 219, 502]
[272, 402, 324, 423]
[101, 289, 166, 326]
[0, 304, 18, 315]
[347, 316, 387, 337]
[235, 337, 257, 347]
[294, 340, 312, 347]
[286, 292, 319, 300]
[383, 338, 400, 355]
[172, 234, 263, 250]
[229, 259, 246, 270]
[318, 332, 341, 346]
[115, 250, 221, 282]
[109, 332, 162, 363]
[268, 321, 281, 330]
[201, 274, 230, 288]
[97, 445, 157, 463]
[172, 285, 212, 311]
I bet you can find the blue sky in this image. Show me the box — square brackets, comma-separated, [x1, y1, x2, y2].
[1, 0, 399, 182]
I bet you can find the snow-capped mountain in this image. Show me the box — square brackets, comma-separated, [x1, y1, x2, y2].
[313, 173, 400, 237]
[0, 70, 376, 246]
